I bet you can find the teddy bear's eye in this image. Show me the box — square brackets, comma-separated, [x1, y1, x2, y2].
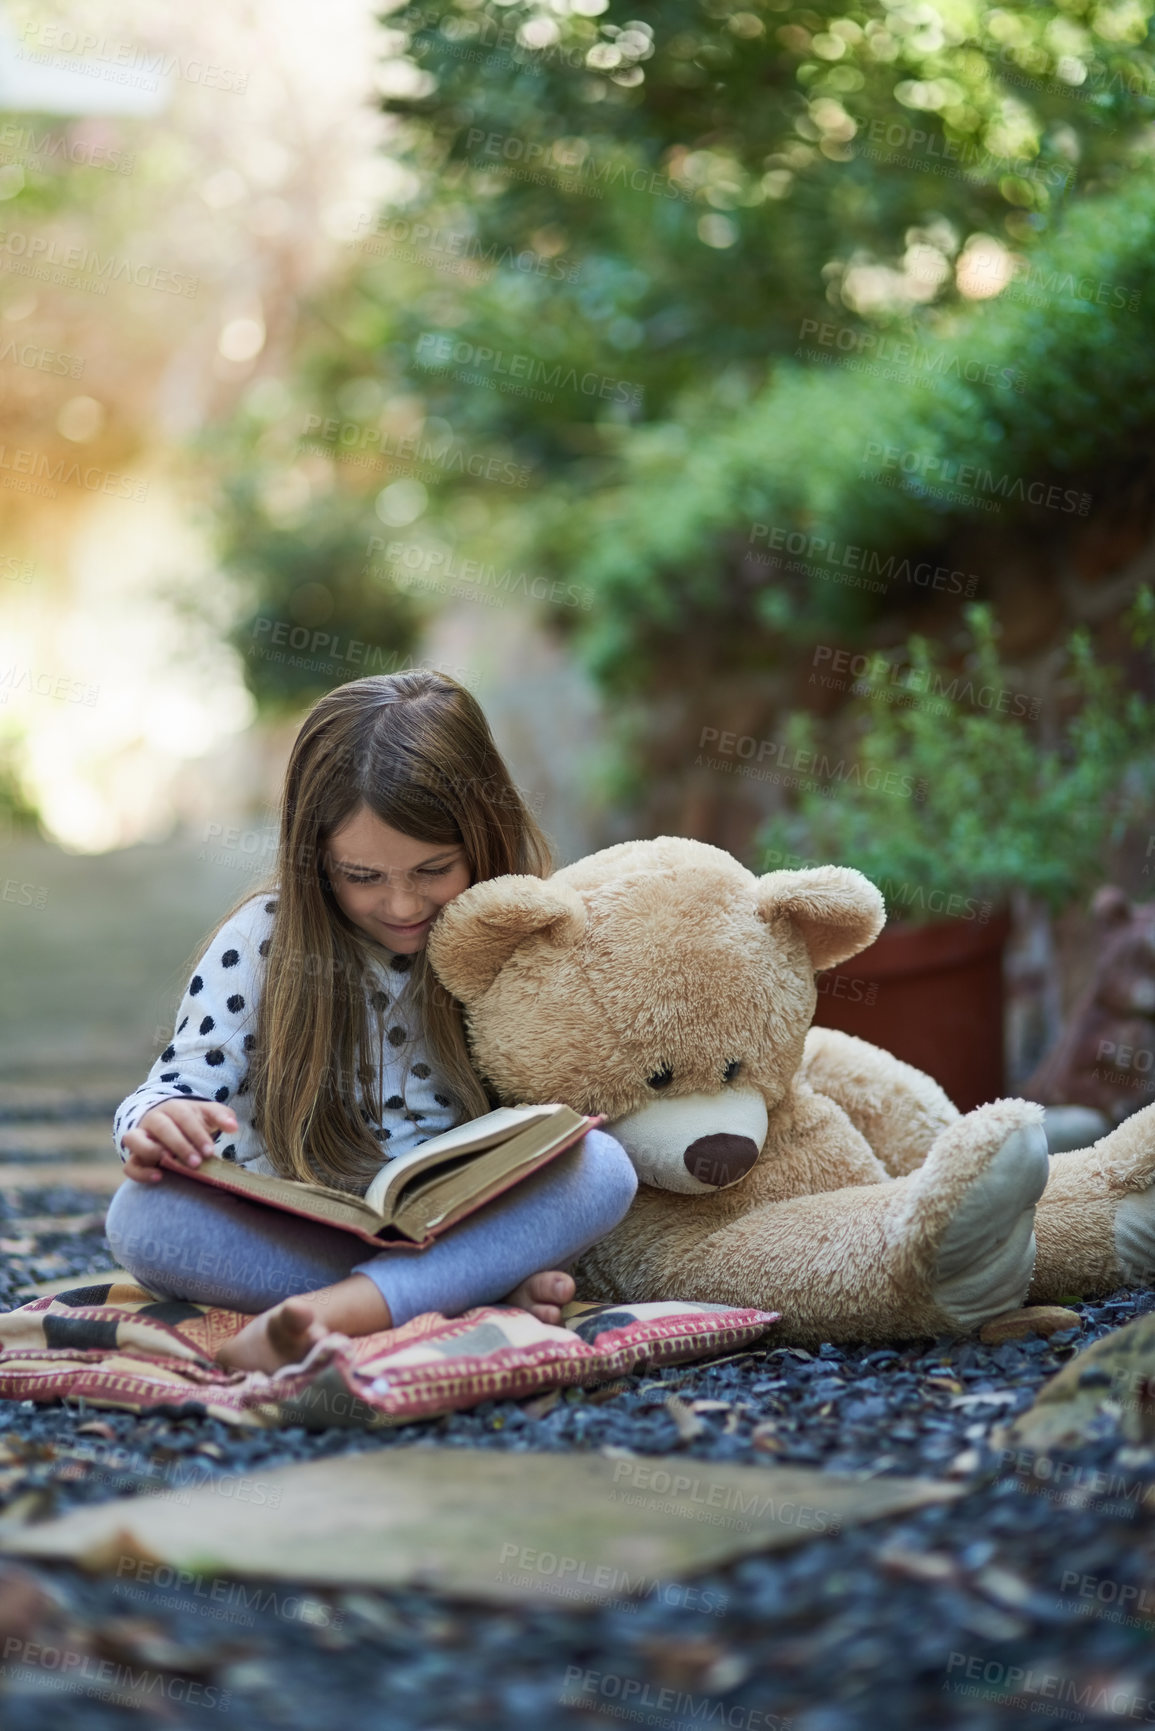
[723, 1060, 742, 1083]
[647, 1066, 673, 1090]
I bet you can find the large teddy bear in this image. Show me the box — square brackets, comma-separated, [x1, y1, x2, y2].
[427, 837, 1155, 1344]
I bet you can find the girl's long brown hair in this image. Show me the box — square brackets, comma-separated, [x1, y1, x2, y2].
[243, 670, 550, 1188]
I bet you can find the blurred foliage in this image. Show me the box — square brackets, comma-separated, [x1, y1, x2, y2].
[213, 0, 1155, 783]
[757, 600, 1155, 917]
[382, 0, 1150, 392]
[569, 167, 1155, 689]
[0, 728, 42, 835]
[216, 467, 423, 715]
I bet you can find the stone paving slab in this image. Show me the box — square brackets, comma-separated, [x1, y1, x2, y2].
[0, 1123, 116, 1160]
[0, 1163, 124, 1193]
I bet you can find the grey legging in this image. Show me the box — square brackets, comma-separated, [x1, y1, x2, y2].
[103, 1129, 637, 1328]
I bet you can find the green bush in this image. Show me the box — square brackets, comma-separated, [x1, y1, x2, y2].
[757, 600, 1154, 920]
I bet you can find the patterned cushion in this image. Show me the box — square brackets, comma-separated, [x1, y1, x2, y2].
[0, 1284, 778, 1431]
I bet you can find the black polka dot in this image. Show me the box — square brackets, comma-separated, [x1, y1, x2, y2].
[177, 1017, 188, 1033]
[243, 1035, 256, 1052]
[370, 989, 390, 1012]
[358, 1105, 372, 1124]
[378, 1126, 391, 1140]
[189, 975, 203, 996]
[390, 954, 411, 973]
[407, 1111, 425, 1122]
[434, 1093, 450, 1106]
[176, 1084, 194, 1095]
[226, 994, 245, 1014]
[385, 1094, 404, 1111]
[221, 1144, 237, 1161]
[412, 1063, 431, 1079]
[221, 949, 240, 968]
[199, 1016, 215, 1036]
[205, 1049, 225, 1067]
[264, 900, 278, 913]
[160, 1070, 179, 1082]
[259, 939, 270, 958]
[387, 1026, 407, 1046]
[214, 1086, 230, 1103]
[236, 1079, 250, 1096]
[161, 1045, 175, 1062]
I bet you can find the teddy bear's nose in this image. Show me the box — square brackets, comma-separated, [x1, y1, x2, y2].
[683, 1134, 760, 1188]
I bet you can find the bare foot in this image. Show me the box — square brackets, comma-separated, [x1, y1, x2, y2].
[215, 1298, 333, 1375]
[503, 1268, 576, 1327]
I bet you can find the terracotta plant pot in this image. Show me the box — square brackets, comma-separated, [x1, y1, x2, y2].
[812, 908, 1013, 1113]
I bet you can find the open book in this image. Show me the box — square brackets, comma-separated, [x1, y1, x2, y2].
[156, 1104, 604, 1250]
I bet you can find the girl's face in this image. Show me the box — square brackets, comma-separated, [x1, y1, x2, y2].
[323, 805, 471, 953]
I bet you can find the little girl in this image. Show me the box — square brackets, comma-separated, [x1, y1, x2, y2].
[106, 669, 637, 1375]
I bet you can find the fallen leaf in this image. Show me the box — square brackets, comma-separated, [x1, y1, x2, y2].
[48, 1460, 90, 1484]
[665, 1395, 707, 1441]
[1005, 1313, 1155, 1452]
[946, 1448, 982, 1478]
[68, 1525, 166, 1577]
[878, 1547, 958, 1585]
[585, 1380, 631, 1407]
[522, 1390, 560, 1421]
[0, 1451, 961, 1607]
[637, 1635, 750, 1694]
[0, 1562, 57, 1643]
[90, 1614, 248, 1674]
[338, 1591, 407, 1636]
[973, 1565, 1035, 1610]
[0, 1490, 54, 1530]
[957, 1601, 1029, 1642]
[979, 1305, 1082, 1345]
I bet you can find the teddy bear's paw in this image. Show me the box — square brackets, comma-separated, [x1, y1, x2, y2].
[931, 1123, 1050, 1331]
[1115, 1189, 1155, 1283]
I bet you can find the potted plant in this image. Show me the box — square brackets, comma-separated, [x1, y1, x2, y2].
[757, 600, 1152, 1110]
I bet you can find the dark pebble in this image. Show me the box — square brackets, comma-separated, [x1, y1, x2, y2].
[3, 1181, 1155, 1727]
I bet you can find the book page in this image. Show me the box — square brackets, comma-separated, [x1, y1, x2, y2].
[390, 1108, 588, 1237]
[363, 1103, 564, 1216]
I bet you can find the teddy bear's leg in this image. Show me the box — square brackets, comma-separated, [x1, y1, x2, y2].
[1028, 1102, 1155, 1301]
[800, 1027, 960, 1177]
[590, 1097, 1048, 1345]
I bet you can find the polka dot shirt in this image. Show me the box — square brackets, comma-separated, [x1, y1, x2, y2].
[113, 894, 459, 1178]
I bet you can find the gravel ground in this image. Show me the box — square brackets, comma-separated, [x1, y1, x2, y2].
[2, 1178, 1155, 1731]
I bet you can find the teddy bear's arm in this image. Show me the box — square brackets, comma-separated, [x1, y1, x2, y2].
[800, 1027, 959, 1177]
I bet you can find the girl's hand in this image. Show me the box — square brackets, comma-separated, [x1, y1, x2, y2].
[121, 1101, 238, 1184]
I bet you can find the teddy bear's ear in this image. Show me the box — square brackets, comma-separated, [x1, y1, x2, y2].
[754, 866, 885, 971]
[426, 875, 587, 1006]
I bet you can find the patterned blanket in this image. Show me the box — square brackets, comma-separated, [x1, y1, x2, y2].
[0, 1281, 778, 1430]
